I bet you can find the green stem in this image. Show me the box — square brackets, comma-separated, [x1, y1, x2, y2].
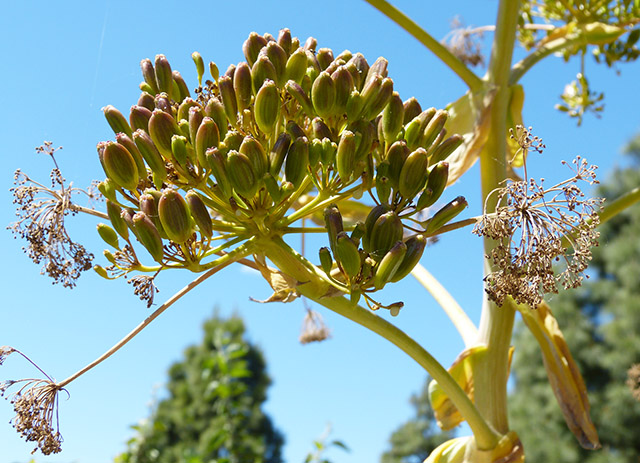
[261, 236, 499, 449]
[363, 0, 484, 92]
[475, 0, 521, 436]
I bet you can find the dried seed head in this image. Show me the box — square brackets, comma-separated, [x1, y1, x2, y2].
[128, 275, 159, 308]
[0, 346, 15, 366]
[299, 309, 331, 344]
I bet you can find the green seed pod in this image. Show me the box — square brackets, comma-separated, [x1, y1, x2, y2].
[204, 98, 228, 139]
[233, 62, 253, 111]
[139, 192, 165, 238]
[262, 172, 282, 202]
[218, 75, 238, 127]
[318, 246, 333, 274]
[304, 36, 318, 52]
[348, 119, 376, 161]
[417, 162, 449, 210]
[347, 53, 369, 90]
[404, 108, 436, 151]
[398, 148, 429, 199]
[312, 117, 332, 141]
[129, 105, 152, 133]
[254, 80, 280, 135]
[362, 204, 390, 253]
[316, 48, 334, 70]
[277, 28, 292, 56]
[382, 92, 404, 146]
[309, 138, 323, 168]
[403, 97, 422, 125]
[188, 105, 205, 144]
[133, 211, 165, 263]
[206, 147, 232, 197]
[286, 120, 306, 140]
[364, 77, 393, 120]
[243, 31, 268, 67]
[116, 133, 147, 181]
[148, 109, 181, 159]
[106, 200, 129, 240]
[102, 141, 139, 191]
[240, 136, 268, 180]
[425, 196, 468, 234]
[269, 132, 292, 176]
[368, 210, 403, 259]
[103, 105, 133, 138]
[97, 223, 120, 249]
[195, 117, 220, 168]
[350, 221, 366, 245]
[421, 109, 448, 150]
[336, 130, 357, 183]
[226, 150, 258, 198]
[103, 249, 117, 264]
[429, 134, 463, 164]
[133, 129, 167, 185]
[264, 41, 287, 86]
[192, 52, 205, 86]
[170, 135, 190, 170]
[154, 54, 173, 100]
[154, 93, 173, 114]
[390, 235, 427, 282]
[345, 89, 364, 122]
[158, 189, 194, 244]
[137, 92, 155, 111]
[285, 48, 307, 84]
[320, 138, 337, 167]
[94, 265, 110, 279]
[140, 59, 158, 94]
[311, 71, 336, 118]
[98, 177, 118, 203]
[120, 207, 136, 233]
[185, 190, 213, 238]
[324, 58, 344, 76]
[324, 204, 344, 254]
[386, 140, 409, 189]
[365, 56, 389, 86]
[376, 175, 391, 205]
[223, 130, 243, 152]
[251, 55, 277, 95]
[177, 98, 199, 123]
[357, 74, 381, 119]
[331, 65, 355, 115]
[284, 136, 309, 188]
[285, 80, 315, 116]
[335, 231, 361, 279]
[172, 71, 190, 101]
[209, 61, 219, 81]
[373, 240, 407, 289]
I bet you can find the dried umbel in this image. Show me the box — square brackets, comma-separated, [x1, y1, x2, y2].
[474, 128, 602, 307]
[299, 309, 331, 344]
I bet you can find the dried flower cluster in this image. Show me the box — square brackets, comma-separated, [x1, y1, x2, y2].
[474, 128, 602, 307]
[442, 18, 485, 67]
[8, 144, 94, 288]
[0, 346, 15, 366]
[628, 363, 640, 401]
[299, 309, 331, 344]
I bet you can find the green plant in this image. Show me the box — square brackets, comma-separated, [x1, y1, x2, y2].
[2, 1, 640, 461]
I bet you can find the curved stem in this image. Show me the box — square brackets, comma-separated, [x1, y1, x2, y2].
[69, 204, 109, 220]
[363, 0, 484, 92]
[56, 241, 254, 388]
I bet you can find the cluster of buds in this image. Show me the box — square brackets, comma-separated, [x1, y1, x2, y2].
[89, 29, 465, 307]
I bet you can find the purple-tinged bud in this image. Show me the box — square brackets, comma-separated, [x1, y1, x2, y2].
[195, 117, 220, 168]
[140, 59, 158, 94]
[430, 134, 463, 164]
[390, 235, 427, 282]
[285, 80, 315, 116]
[312, 117, 332, 141]
[365, 56, 388, 87]
[336, 130, 357, 183]
[269, 132, 291, 176]
[311, 71, 336, 118]
[385, 140, 409, 189]
[133, 129, 167, 186]
[154, 54, 173, 100]
[331, 65, 354, 116]
[368, 210, 404, 259]
[218, 75, 238, 127]
[251, 55, 277, 95]
[148, 109, 181, 159]
[316, 48, 334, 70]
[120, 207, 136, 233]
[185, 190, 213, 239]
[403, 97, 422, 125]
[97, 223, 120, 249]
[188, 105, 205, 144]
[172, 70, 190, 101]
[304, 36, 318, 52]
[204, 98, 228, 139]
[285, 48, 307, 84]
[277, 28, 292, 56]
[336, 49, 353, 62]
[399, 148, 429, 199]
[254, 80, 280, 135]
[226, 150, 258, 198]
[286, 120, 307, 140]
[324, 204, 344, 255]
[264, 41, 287, 86]
[347, 53, 369, 90]
[102, 141, 139, 191]
[106, 200, 129, 240]
[133, 211, 165, 263]
[192, 52, 205, 85]
[382, 92, 404, 146]
[348, 119, 376, 160]
[243, 32, 268, 67]
[206, 148, 232, 198]
[116, 133, 146, 180]
[284, 136, 309, 188]
[154, 92, 173, 114]
[158, 189, 194, 244]
[233, 62, 253, 111]
[421, 109, 449, 150]
[240, 136, 268, 179]
[362, 204, 390, 253]
[103, 105, 133, 138]
[130, 105, 152, 133]
[363, 77, 393, 120]
[424, 196, 467, 234]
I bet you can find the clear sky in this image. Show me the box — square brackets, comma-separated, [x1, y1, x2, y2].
[1, 1, 639, 462]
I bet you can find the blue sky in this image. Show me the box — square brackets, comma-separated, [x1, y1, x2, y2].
[1, 1, 639, 462]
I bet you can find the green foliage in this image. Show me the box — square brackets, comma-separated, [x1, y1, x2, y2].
[380, 378, 452, 463]
[116, 314, 284, 463]
[509, 139, 640, 463]
[303, 425, 349, 463]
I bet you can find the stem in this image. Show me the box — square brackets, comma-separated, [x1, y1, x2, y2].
[56, 242, 253, 388]
[475, 0, 521, 435]
[411, 264, 478, 347]
[363, 0, 484, 92]
[261, 236, 499, 449]
[69, 204, 109, 220]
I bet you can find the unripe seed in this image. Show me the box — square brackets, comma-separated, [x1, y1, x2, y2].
[158, 189, 194, 244]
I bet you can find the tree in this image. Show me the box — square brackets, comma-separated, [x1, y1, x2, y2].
[380, 378, 452, 463]
[509, 137, 640, 463]
[116, 314, 284, 463]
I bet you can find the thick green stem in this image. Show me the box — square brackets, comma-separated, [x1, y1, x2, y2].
[475, 0, 522, 435]
[363, 0, 484, 91]
[260, 236, 499, 449]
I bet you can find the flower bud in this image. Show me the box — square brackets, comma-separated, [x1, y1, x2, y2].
[133, 129, 167, 186]
[154, 54, 173, 100]
[170, 135, 190, 170]
[172, 70, 190, 101]
[277, 28, 292, 56]
[425, 196, 467, 234]
[243, 32, 268, 67]
[430, 134, 463, 164]
[187, 105, 204, 143]
[218, 75, 238, 127]
[309, 138, 323, 168]
[185, 190, 213, 238]
[140, 59, 158, 94]
[349, 119, 376, 161]
[421, 109, 448, 150]
[240, 136, 268, 179]
[335, 231, 361, 279]
[116, 133, 147, 181]
[358, 74, 381, 119]
[94, 265, 110, 279]
[252, 55, 277, 95]
[103, 105, 133, 138]
[103, 249, 117, 264]
[336, 130, 357, 183]
[362, 204, 390, 253]
[106, 200, 129, 240]
[404, 108, 436, 151]
[286, 120, 307, 140]
[206, 148, 232, 197]
[347, 53, 369, 90]
[133, 211, 165, 263]
[390, 235, 427, 282]
[398, 148, 428, 199]
[102, 141, 139, 191]
[264, 41, 287, 86]
[385, 140, 409, 189]
[254, 80, 280, 134]
[154, 93, 173, 114]
[318, 247, 333, 274]
[226, 150, 258, 198]
[368, 210, 403, 259]
[314, 47, 332, 70]
[129, 105, 152, 133]
[158, 189, 194, 243]
[350, 221, 366, 244]
[324, 204, 344, 254]
[149, 109, 181, 159]
[204, 98, 228, 139]
[285, 48, 307, 84]
[284, 136, 309, 188]
[364, 77, 393, 120]
[320, 138, 337, 167]
[376, 175, 391, 205]
[97, 223, 120, 249]
[98, 177, 118, 203]
[269, 132, 292, 176]
[331, 65, 354, 116]
[402, 97, 422, 124]
[195, 117, 220, 168]
[192, 51, 205, 86]
[382, 92, 404, 146]
[365, 56, 389, 86]
[137, 92, 155, 111]
[139, 192, 165, 237]
[311, 71, 336, 118]
[373, 240, 406, 289]
[177, 98, 198, 123]
[345, 89, 364, 122]
[285, 80, 315, 116]
[417, 162, 449, 210]
[262, 172, 282, 202]
[209, 61, 220, 81]
[312, 117, 332, 141]
[120, 207, 136, 232]
[232, 62, 253, 111]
